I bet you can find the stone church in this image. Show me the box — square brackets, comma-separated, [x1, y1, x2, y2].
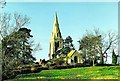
[49, 13, 83, 64]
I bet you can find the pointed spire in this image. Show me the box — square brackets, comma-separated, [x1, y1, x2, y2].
[54, 12, 59, 25]
[52, 13, 62, 39]
[49, 13, 63, 59]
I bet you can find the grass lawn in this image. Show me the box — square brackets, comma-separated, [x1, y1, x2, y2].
[6, 66, 120, 81]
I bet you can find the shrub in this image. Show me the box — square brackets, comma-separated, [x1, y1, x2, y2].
[21, 68, 31, 74]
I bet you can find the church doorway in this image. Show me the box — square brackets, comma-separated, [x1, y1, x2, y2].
[74, 56, 78, 63]
[71, 59, 73, 64]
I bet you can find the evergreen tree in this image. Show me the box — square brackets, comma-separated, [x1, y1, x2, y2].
[2, 28, 36, 79]
[64, 36, 75, 50]
[112, 49, 117, 64]
[0, 13, 40, 80]
[58, 36, 75, 55]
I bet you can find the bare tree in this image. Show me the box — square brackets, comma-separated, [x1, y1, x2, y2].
[0, 0, 6, 8]
[0, 13, 30, 39]
[103, 31, 118, 63]
[79, 28, 118, 65]
[93, 29, 118, 64]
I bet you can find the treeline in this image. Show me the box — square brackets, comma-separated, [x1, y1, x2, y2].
[50, 29, 118, 66]
[78, 29, 118, 66]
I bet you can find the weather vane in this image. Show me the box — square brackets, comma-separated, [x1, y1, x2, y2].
[0, 0, 6, 8]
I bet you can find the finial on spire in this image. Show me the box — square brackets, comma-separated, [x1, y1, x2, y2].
[55, 12, 57, 18]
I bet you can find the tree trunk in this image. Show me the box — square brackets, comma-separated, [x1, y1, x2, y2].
[93, 59, 95, 66]
[100, 46, 103, 64]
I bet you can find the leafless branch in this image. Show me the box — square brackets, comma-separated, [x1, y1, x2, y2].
[0, 13, 30, 40]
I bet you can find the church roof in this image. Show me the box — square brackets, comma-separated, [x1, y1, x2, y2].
[66, 50, 76, 58]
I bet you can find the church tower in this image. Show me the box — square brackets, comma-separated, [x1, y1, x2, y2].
[49, 13, 63, 59]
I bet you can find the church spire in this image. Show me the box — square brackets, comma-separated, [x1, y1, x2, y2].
[52, 13, 62, 39]
[49, 13, 63, 59]
[54, 12, 58, 25]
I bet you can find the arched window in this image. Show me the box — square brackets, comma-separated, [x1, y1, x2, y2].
[57, 33, 59, 37]
[55, 42, 59, 52]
